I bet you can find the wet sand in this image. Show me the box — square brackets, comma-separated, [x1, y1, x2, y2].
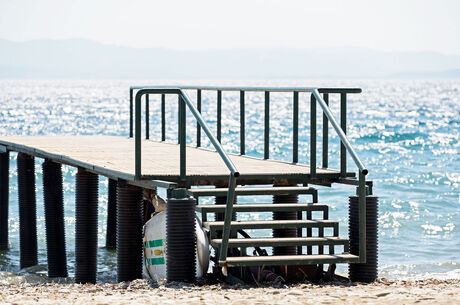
[0, 278, 458, 304]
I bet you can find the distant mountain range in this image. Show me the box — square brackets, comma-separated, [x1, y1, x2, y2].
[1, 39, 459, 79]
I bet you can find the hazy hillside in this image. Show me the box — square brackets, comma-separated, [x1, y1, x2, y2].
[1, 39, 460, 79]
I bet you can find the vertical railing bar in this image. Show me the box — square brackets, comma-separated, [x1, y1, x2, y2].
[293, 91, 299, 163]
[161, 94, 166, 141]
[217, 90, 222, 143]
[197, 89, 201, 147]
[145, 94, 149, 140]
[177, 96, 181, 144]
[359, 171, 367, 263]
[322, 93, 329, 168]
[179, 95, 186, 179]
[240, 91, 245, 155]
[264, 91, 270, 160]
[310, 94, 317, 177]
[129, 88, 133, 138]
[340, 92, 347, 177]
[135, 93, 142, 179]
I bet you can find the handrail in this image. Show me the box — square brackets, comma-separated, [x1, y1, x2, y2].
[130, 85, 362, 93]
[181, 90, 240, 177]
[312, 89, 368, 175]
[133, 88, 239, 270]
[312, 88, 368, 263]
[133, 88, 239, 179]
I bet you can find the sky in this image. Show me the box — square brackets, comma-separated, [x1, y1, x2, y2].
[0, 0, 459, 54]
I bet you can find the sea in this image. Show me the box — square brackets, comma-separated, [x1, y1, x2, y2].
[0, 79, 458, 283]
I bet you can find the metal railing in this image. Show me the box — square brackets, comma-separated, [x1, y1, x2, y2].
[130, 85, 369, 265]
[130, 86, 361, 177]
[132, 88, 239, 268]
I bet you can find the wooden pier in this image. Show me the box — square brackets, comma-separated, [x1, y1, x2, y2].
[0, 135, 353, 185]
[0, 85, 378, 284]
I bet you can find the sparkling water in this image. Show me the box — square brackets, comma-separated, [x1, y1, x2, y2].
[0, 79, 458, 283]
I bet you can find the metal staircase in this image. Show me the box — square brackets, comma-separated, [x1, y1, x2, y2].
[130, 85, 376, 282]
[190, 186, 360, 268]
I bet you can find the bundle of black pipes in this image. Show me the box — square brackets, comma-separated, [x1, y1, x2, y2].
[0, 151, 9, 250]
[116, 184, 143, 282]
[75, 169, 99, 284]
[166, 196, 196, 283]
[17, 153, 38, 269]
[349, 195, 379, 283]
[42, 160, 67, 277]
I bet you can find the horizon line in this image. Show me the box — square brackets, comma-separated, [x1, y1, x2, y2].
[1, 37, 460, 57]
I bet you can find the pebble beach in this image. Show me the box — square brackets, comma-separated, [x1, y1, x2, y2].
[0, 279, 458, 304]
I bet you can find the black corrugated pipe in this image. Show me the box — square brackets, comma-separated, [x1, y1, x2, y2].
[349, 195, 379, 283]
[215, 192, 237, 237]
[116, 184, 143, 282]
[0, 151, 9, 250]
[166, 196, 196, 283]
[42, 159, 68, 277]
[17, 153, 38, 268]
[106, 179, 117, 250]
[273, 189, 298, 256]
[75, 168, 98, 284]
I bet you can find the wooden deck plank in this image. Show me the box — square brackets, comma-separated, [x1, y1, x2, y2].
[0, 136, 352, 184]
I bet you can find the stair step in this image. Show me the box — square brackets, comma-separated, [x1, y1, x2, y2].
[225, 253, 359, 267]
[203, 219, 338, 231]
[211, 237, 348, 248]
[188, 186, 316, 197]
[196, 203, 328, 213]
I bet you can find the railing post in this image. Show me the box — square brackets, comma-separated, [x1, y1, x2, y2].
[197, 89, 201, 147]
[358, 170, 367, 263]
[145, 94, 149, 140]
[177, 96, 181, 144]
[240, 91, 245, 155]
[135, 92, 142, 179]
[264, 91, 270, 159]
[179, 95, 186, 180]
[341, 93, 347, 177]
[161, 94, 166, 141]
[129, 88, 133, 138]
[293, 91, 299, 163]
[217, 90, 222, 143]
[322, 93, 329, 168]
[310, 94, 317, 177]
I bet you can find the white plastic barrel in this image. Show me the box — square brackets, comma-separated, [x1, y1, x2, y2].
[143, 211, 210, 281]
